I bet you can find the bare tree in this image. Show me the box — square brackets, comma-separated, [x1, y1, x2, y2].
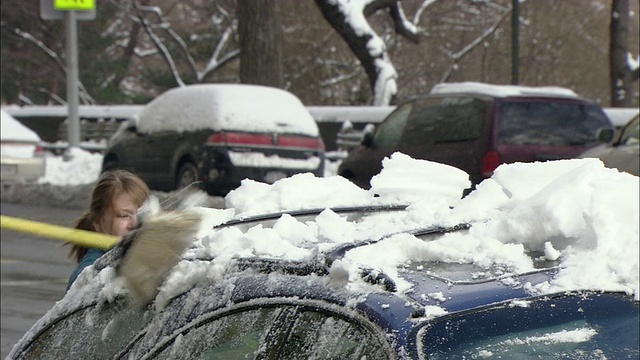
[130, 0, 239, 89]
[314, 0, 421, 105]
[610, 0, 639, 107]
[237, 0, 283, 87]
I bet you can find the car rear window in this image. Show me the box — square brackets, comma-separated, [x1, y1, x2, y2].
[498, 100, 613, 146]
[420, 292, 638, 359]
[401, 96, 486, 145]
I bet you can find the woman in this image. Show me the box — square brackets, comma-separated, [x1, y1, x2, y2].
[66, 169, 149, 291]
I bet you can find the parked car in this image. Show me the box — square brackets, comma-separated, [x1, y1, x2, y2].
[102, 84, 325, 196]
[0, 109, 45, 183]
[338, 82, 615, 189]
[8, 145, 640, 359]
[7, 202, 638, 359]
[577, 114, 639, 176]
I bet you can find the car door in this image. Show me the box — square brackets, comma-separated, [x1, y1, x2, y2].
[397, 96, 489, 182]
[338, 102, 413, 189]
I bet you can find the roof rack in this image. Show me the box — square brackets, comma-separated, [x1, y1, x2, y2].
[216, 204, 408, 228]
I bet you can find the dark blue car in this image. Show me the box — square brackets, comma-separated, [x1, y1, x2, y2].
[8, 206, 639, 359]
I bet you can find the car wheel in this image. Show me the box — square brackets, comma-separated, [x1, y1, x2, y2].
[176, 162, 199, 190]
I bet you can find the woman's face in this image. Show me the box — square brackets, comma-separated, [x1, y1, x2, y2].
[96, 192, 140, 237]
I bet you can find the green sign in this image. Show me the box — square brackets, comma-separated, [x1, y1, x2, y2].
[54, 0, 95, 11]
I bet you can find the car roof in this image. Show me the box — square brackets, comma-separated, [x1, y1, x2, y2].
[429, 81, 582, 99]
[1, 109, 41, 143]
[133, 84, 319, 136]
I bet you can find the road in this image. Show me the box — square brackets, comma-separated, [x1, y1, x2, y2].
[0, 203, 83, 359]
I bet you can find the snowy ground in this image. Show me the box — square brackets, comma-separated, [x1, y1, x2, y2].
[0, 147, 343, 209]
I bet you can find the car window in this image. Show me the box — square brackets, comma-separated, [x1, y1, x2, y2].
[278, 308, 389, 360]
[373, 101, 413, 147]
[18, 297, 150, 360]
[152, 306, 279, 359]
[401, 96, 486, 145]
[618, 116, 639, 145]
[420, 292, 639, 359]
[149, 304, 390, 359]
[498, 101, 612, 146]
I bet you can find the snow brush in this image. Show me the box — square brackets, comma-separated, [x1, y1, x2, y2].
[1, 211, 202, 306]
[116, 210, 202, 306]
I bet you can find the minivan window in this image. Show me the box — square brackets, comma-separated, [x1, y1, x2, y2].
[401, 96, 486, 145]
[498, 101, 612, 146]
[372, 102, 413, 147]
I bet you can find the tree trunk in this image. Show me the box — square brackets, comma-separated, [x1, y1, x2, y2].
[610, 0, 632, 107]
[238, 0, 283, 88]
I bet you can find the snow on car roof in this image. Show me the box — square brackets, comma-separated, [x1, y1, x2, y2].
[1, 109, 41, 142]
[430, 81, 580, 98]
[134, 84, 319, 136]
[53, 152, 638, 318]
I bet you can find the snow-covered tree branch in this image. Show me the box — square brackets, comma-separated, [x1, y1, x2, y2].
[314, 0, 423, 105]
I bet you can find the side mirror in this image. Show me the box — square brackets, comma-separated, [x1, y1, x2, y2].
[596, 128, 615, 143]
[361, 132, 374, 147]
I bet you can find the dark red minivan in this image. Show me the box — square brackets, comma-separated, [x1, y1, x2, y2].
[338, 82, 614, 189]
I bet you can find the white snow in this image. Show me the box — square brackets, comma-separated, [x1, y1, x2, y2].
[227, 151, 322, 170]
[1, 109, 40, 142]
[134, 84, 319, 136]
[430, 82, 580, 98]
[46, 147, 639, 309]
[500, 327, 597, 345]
[38, 147, 103, 186]
[1, 109, 41, 159]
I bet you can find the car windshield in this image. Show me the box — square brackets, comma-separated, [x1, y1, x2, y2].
[498, 100, 612, 146]
[420, 292, 639, 359]
[618, 116, 639, 145]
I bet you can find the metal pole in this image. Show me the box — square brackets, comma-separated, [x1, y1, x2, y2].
[511, 0, 520, 85]
[65, 10, 80, 148]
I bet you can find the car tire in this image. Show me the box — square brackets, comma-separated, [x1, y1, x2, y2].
[176, 162, 199, 190]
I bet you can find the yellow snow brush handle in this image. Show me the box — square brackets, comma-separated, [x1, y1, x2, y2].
[0, 215, 119, 250]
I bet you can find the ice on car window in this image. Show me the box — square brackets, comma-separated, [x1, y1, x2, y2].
[149, 304, 390, 359]
[20, 296, 150, 360]
[421, 293, 639, 359]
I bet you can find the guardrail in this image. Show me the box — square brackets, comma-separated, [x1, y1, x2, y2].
[3, 105, 396, 153]
[5, 105, 637, 154]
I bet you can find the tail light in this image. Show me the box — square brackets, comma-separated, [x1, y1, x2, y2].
[207, 131, 325, 150]
[33, 144, 45, 157]
[206, 132, 272, 146]
[481, 151, 500, 178]
[278, 135, 325, 150]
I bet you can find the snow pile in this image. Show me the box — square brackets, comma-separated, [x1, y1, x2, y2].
[91, 153, 639, 308]
[38, 147, 103, 186]
[18, 145, 639, 308]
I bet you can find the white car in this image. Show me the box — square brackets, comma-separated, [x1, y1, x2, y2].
[1, 109, 46, 183]
[578, 114, 639, 176]
[101, 84, 326, 196]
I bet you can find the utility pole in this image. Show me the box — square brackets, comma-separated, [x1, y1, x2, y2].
[40, 0, 96, 150]
[65, 9, 80, 148]
[511, 0, 520, 85]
